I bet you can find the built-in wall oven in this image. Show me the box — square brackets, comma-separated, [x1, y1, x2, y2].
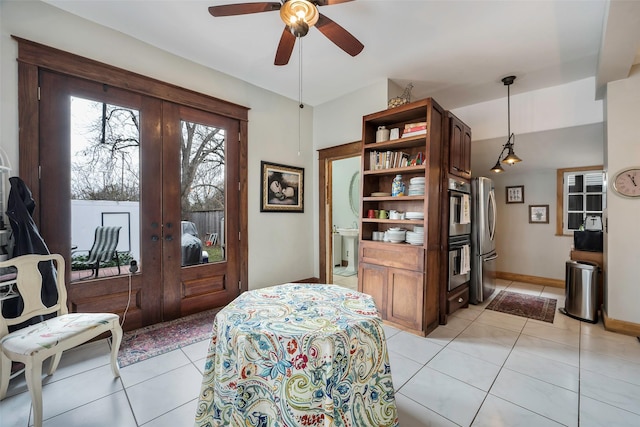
[449, 178, 471, 237]
[448, 236, 471, 291]
[447, 178, 472, 291]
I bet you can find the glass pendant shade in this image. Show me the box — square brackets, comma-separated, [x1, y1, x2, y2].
[501, 143, 522, 164]
[280, 0, 319, 29]
[491, 160, 505, 173]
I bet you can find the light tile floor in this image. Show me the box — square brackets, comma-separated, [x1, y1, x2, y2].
[2, 279, 640, 426]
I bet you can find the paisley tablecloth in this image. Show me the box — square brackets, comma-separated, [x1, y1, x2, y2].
[194, 283, 398, 427]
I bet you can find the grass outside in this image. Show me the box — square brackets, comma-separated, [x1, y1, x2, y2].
[204, 245, 224, 263]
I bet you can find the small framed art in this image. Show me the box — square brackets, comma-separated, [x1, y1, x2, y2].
[529, 205, 549, 224]
[506, 185, 524, 204]
[260, 161, 304, 212]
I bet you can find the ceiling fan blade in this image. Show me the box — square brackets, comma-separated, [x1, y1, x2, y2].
[275, 26, 296, 66]
[315, 0, 355, 6]
[208, 2, 281, 17]
[315, 13, 364, 57]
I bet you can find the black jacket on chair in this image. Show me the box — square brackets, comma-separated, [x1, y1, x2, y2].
[2, 177, 58, 325]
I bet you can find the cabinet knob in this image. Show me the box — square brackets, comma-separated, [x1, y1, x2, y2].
[458, 297, 464, 303]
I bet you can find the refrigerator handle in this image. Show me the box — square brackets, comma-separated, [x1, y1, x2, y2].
[484, 254, 499, 261]
[488, 189, 497, 241]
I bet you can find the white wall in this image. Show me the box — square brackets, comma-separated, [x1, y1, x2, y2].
[452, 77, 603, 141]
[491, 170, 571, 280]
[0, 0, 314, 290]
[604, 64, 640, 324]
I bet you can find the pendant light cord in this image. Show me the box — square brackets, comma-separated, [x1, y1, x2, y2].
[298, 37, 303, 156]
[507, 83, 511, 138]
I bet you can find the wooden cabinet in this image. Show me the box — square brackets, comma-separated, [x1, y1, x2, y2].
[360, 260, 425, 332]
[446, 284, 469, 315]
[357, 99, 445, 336]
[447, 112, 471, 179]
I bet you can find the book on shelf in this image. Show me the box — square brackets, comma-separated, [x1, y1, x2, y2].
[403, 124, 427, 133]
[404, 121, 426, 130]
[369, 150, 410, 170]
[402, 128, 427, 138]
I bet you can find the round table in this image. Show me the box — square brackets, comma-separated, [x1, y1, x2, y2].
[194, 283, 398, 426]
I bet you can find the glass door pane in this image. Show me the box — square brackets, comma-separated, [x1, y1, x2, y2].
[180, 120, 226, 266]
[69, 96, 141, 281]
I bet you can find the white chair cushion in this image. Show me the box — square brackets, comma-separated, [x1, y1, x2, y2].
[1, 313, 119, 357]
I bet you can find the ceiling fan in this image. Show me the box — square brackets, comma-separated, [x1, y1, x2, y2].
[208, 0, 364, 66]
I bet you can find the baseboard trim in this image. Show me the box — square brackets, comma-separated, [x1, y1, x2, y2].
[602, 309, 640, 337]
[496, 272, 564, 288]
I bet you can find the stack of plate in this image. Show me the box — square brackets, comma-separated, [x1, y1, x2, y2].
[408, 177, 425, 196]
[405, 211, 424, 220]
[385, 228, 406, 243]
[405, 230, 424, 245]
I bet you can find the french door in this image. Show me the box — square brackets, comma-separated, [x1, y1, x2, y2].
[36, 70, 241, 329]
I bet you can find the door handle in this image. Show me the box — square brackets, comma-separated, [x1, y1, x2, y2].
[151, 235, 159, 241]
[165, 235, 173, 241]
[484, 254, 498, 262]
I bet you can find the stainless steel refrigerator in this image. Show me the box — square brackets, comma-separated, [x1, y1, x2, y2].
[470, 177, 497, 304]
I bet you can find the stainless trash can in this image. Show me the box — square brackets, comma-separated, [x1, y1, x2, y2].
[560, 260, 599, 323]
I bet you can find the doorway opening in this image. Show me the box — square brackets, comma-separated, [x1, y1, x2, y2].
[317, 141, 360, 287]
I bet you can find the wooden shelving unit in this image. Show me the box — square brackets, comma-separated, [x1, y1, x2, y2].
[357, 99, 445, 336]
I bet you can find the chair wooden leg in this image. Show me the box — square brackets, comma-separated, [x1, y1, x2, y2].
[25, 360, 44, 427]
[0, 352, 11, 400]
[47, 352, 63, 376]
[110, 323, 123, 378]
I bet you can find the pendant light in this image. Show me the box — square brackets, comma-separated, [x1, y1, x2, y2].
[491, 75, 522, 173]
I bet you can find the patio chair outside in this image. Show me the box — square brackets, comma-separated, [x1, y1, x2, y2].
[72, 226, 122, 278]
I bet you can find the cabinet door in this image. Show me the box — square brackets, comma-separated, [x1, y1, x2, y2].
[359, 262, 388, 317]
[461, 125, 472, 177]
[387, 267, 424, 330]
[448, 115, 471, 179]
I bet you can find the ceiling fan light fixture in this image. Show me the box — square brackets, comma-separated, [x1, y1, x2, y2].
[280, 0, 319, 33]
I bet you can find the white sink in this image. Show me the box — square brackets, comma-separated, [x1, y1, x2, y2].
[337, 228, 359, 237]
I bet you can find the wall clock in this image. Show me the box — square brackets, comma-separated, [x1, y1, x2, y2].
[611, 167, 640, 198]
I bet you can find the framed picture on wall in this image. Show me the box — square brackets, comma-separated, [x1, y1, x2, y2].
[260, 161, 304, 212]
[529, 205, 549, 223]
[506, 185, 524, 203]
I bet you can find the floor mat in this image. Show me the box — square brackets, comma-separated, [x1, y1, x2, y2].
[485, 290, 557, 323]
[117, 308, 218, 367]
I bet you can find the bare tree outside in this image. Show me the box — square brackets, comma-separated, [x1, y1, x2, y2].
[70, 97, 226, 214]
[70, 97, 140, 201]
[180, 121, 225, 215]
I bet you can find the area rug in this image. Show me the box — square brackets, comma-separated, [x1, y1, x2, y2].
[117, 308, 218, 367]
[486, 290, 557, 323]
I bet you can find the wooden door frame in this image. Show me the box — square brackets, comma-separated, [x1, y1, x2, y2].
[317, 141, 361, 284]
[15, 37, 249, 326]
